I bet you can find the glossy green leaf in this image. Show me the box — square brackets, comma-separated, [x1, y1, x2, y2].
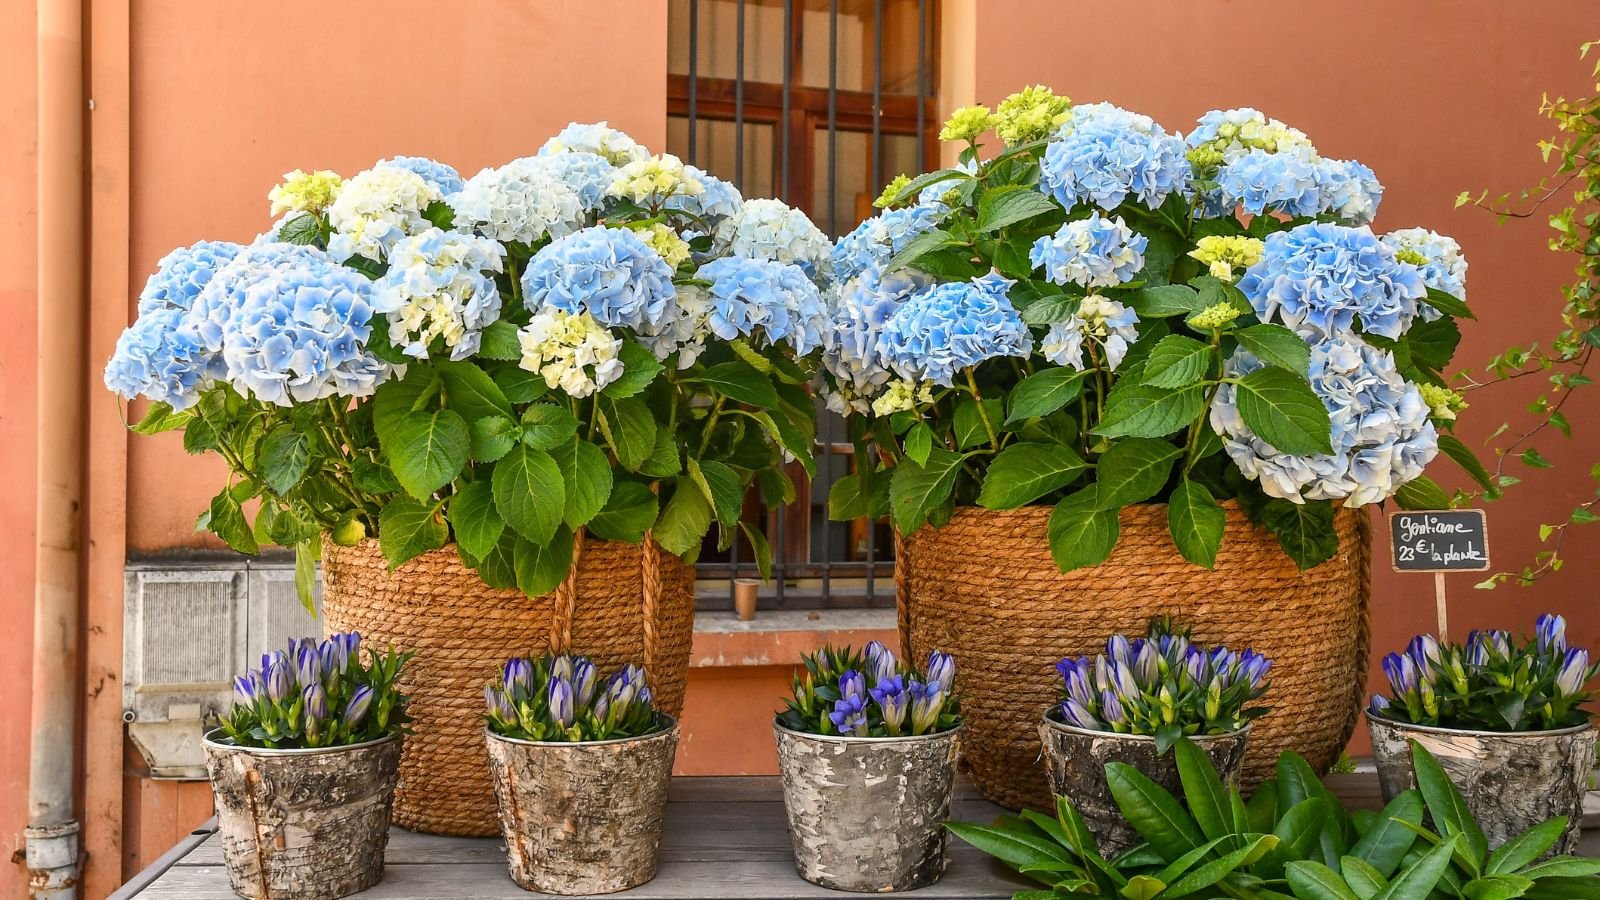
[513, 527, 574, 598]
[259, 426, 310, 495]
[519, 403, 580, 450]
[1006, 367, 1091, 425]
[385, 408, 469, 500]
[1286, 861, 1360, 900]
[1048, 488, 1120, 571]
[597, 394, 658, 471]
[550, 437, 613, 528]
[1094, 437, 1182, 509]
[602, 339, 665, 399]
[693, 361, 780, 407]
[1174, 737, 1233, 842]
[1237, 324, 1312, 376]
[1104, 761, 1204, 858]
[377, 498, 447, 571]
[476, 320, 522, 360]
[1350, 790, 1423, 877]
[587, 481, 659, 544]
[448, 479, 504, 561]
[689, 458, 743, 528]
[977, 185, 1060, 232]
[653, 477, 713, 558]
[469, 414, 518, 462]
[1372, 835, 1457, 900]
[977, 442, 1088, 509]
[1168, 479, 1225, 569]
[437, 358, 513, 421]
[890, 446, 966, 533]
[1142, 335, 1213, 388]
[492, 445, 565, 544]
[1235, 366, 1333, 455]
[1096, 384, 1207, 439]
[1410, 742, 1487, 873]
[1123, 284, 1201, 318]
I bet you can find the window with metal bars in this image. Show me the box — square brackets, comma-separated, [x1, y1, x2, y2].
[667, 0, 939, 609]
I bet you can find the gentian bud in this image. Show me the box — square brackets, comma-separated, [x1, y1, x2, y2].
[1382, 652, 1417, 696]
[1107, 634, 1133, 667]
[265, 657, 291, 704]
[233, 674, 260, 708]
[1556, 647, 1590, 697]
[1133, 640, 1160, 684]
[1369, 693, 1391, 715]
[865, 641, 897, 685]
[926, 650, 956, 695]
[1537, 614, 1568, 654]
[1099, 689, 1128, 730]
[1237, 650, 1272, 690]
[302, 682, 327, 740]
[548, 676, 575, 729]
[295, 643, 321, 690]
[1408, 634, 1442, 672]
[503, 658, 534, 702]
[550, 654, 574, 685]
[572, 658, 599, 710]
[870, 675, 909, 735]
[484, 684, 515, 722]
[343, 685, 374, 729]
[1061, 699, 1099, 730]
[908, 679, 944, 734]
[839, 669, 867, 702]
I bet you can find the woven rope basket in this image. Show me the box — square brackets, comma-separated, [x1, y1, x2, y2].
[321, 534, 695, 836]
[896, 502, 1371, 811]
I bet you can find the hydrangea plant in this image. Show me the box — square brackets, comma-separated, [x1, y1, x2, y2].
[778, 643, 960, 738]
[221, 632, 410, 750]
[820, 87, 1483, 570]
[106, 124, 823, 606]
[1369, 613, 1597, 732]
[483, 653, 660, 742]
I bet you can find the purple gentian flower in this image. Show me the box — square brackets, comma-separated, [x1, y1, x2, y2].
[572, 658, 599, 710]
[1537, 614, 1568, 654]
[484, 684, 516, 721]
[503, 658, 534, 701]
[870, 675, 909, 735]
[1556, 648, 1590, 697]
[907, 679, 944, 734]
[1061, 699, 1099, 730]
[830, 694, 869, 736]
[548, 676, 575, 729]
[926, 650, 956, 695]
[1369, 693, 1391, 715]
[865, 641, 898, 685]
[839, 669, 867, 702]
[265, 656, 291, 704]
[343, 685, 374, 728]
[1100, 689, 1127, 728]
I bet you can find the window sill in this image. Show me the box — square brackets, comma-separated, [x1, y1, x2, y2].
[689, 609, 897, 668]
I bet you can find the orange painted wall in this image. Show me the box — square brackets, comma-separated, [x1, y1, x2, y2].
[970, 0, 1600, 749]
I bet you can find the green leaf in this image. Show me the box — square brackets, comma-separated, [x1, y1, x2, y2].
[977, 186, 1060, 232]
[206, 490, 259, 554]
[1340, 855, 1389, 897]
[477, 320, 523, 360]
[492, 445, 565, 544]
[1122, 284, 1201, 318]
[293, 541, 318, 614]
[1174, 737, 1233, 842]
[1120, 875, 1167, 900]
[1410, 742, 1487, 873]
[1167, 480, 1225, 569]
[469, 414, 518, 462]
[688, 458, 743, 527]
[1394, 475, 1451, 511]
[492, 364, 547, 404]
[1142, 335, 1213, 388]
[513, 527, 574, 597]
[693, 361, 780, 407]
[1438, 434, 1497, 496]
[437, 359, 513, 422]
[1166, 836, 1279, 898]
[653, 477, 713, 558]
[448, 479, 504, 561]
[946, 821, 1072, 869]
[1373, 835, 1457, 900]
[1006, 367, 1090, 425]
[903, 423, 934, 466]
[1516, 856, 1600, 879]
[1105, 761, 1204, 858]
[1019, 292, 1081, 326]
[1462, 874, 1535, 900]
[475, 532, 518, 588]
[129, 401, 192, 435]
[740, 521, 773, 581]
[639, 427, 682, 478]
[977, 442, 1087, 509]
[954, 397, 1004, 449]
[276, 212, 320, 245]
[1048, 488, 1120, 571]
[1236, 366, 1333, 455]
[587, 481, 659, 543]
[551, 438, 613, 529]
[889, 446, 966, 533]
[1287, 861, 1361, 900]
[1274, 798, 1330, 864]
[1237, 324, 1312, 376]
[1262, 499, 1340, 571]
[603, 339, 665, 399]
[1095, 384, 1206, 439]
[259, 426, 311, 495]
[1350, 790, 1423, 877]
[373, 367, 441, 437]
[352, 456, 402, 494]
[519, 403, 580, 451]
[384, 408, 470, 500]
[1094, 438, 1182, 509]
[1422, 287, 1474, 321]
[377, 498, 447, 570]
[1407, 318, 1461, 372]
[886, 227, 961, 272]
[597, 395, 658, 471]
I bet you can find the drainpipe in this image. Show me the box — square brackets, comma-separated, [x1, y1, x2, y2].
[28, 0, 87, 894]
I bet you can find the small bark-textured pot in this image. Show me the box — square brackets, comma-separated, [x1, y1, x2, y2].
[773, 720, 963, 893]
[1040, 714, 1249, 857]
[203, 730, 401, 900]
[485, 717, 679, 895]
[1367, 712, 1597, 855]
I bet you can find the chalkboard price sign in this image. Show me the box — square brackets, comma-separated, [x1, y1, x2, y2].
[1388, 510, 1490, 572]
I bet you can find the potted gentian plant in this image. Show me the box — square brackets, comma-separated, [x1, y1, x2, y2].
[1366, 613, 1599, 854]
[104, 122, 827, 834]
[1042, 619, 1271, 855]
[204, 632, 409, 900]
[818, 87, 1480, 807]
[774, 643, 962, 892]
[483, 653, 675, 895]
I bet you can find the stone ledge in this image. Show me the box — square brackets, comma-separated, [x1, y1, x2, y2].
[689, 609, 898, 668]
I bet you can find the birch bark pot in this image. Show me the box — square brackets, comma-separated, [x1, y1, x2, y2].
[1039, 715, 1250, 857]
[202, 730, 401, 900]
[484, 717, 678, 895]
[773, 720, 963, 893]
[1366, 712, 1598, 855]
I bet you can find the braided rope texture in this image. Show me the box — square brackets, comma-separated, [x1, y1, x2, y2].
[899, 503, 1371, 811]
[321, 538, 695, 836]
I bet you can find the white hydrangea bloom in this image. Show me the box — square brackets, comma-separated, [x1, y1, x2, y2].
[517, 309, 624, 398]
[373, 228, 506, 360]
[539, 121, 649, 166]
[636, 283, 713, 369]
[450, 157, 585, 246]
[713, 198, 833, 282]
[325, 166, 441, 262]
[607, 153, 703, 206]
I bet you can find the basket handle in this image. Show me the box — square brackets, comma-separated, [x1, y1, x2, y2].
[894, 529, 913, 662]
[549, 528, 585, 652]
[641, 532, 662, 675]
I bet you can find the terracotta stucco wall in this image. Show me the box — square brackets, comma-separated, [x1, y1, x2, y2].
[971, 0, 1600, 746]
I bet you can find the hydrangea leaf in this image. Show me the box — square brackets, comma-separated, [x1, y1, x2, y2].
[597, 395, 659, 472]
[1394, 475, 1451, 511]
[492, 445, 565, 544]
[1095, 384, 1206, 439]
[889, 446, 966, 534]
[954, 397, 1005, 449]
[1141, 335, 1212, 389]
[386, 408, 470, 501]
[693, 360, 780, 407]
[447, 479, 503, 561]
[1235, 366, 1333, 455]
[437, 359, 513, 422]
[373, 367, 440, 435]
[903, 423, 934, 466]
[1006, 367, 1090, 425]
[739, 522, 773, 582]
[1168, 479, 1225, 569]
[1047, 488, 1119, 571]
[490, 363, 547, 404]
[518, 403, 579, 451]
[654, 476, 713, 558]
[207, 489, 259, 555]
[129, 401, 192, 435]
[1122, 284, 1201, 318]
[477, 320, 523, 360]
[513, 526, 574, 598]
[639, 427, 682, 478]
[688, 458, 742, 528]
[587, 481, 659, 544]
[551, 437, 613, 529]
[259, 426, 311, 495]
[469, 415, 518, 462]
[977, 443, 1088, 510]
[1094, 438, 1182, 509]
[977, 185, 1061, 233]
[1236, 324, 1311, 377]
[1422, 287, 1474, 321]
[602, 340, 665, 399]
[1260, 499, 1338, 571]
[377, 498, 447, 571]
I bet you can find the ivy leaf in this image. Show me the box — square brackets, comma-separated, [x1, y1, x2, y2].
[654, 477, 713, 558]
[977, 443, 1088, 509]
[447, 479, 504, 561]
[1048, 488, 1120, 571]
[377, 497, 447, 570]
[1260, 499, 1339, 571]
[477, 320, 523, 360]
[602, 340, 665, 399]
[689, 458, 744, 528]
[1235, 366, 1333, 455]
[385, 408, 470, 500]
[889, 446, 966, 534]
[207, 489, 259, 555]
[597, 394, 658, 471]
[1094, 438, 1182, 509]
[259, 426, 311, 495]
[492, 444, 565, 544]
[1168, 479, 1225, 569]
[437, 359, 513, 422]
[519, 402, 580, 450]
[513, 527, 574, 598]
[1141, 335, 1212, 389]
[693, 361, 780, 407]
[1095, 384, 1206, 439]
[977, 186, 1060, 232]
[1006, 367, 1090, 425]
[551, 437, 613, 528]
[587, 481, 659, 543]
[1236, 324, 1311, 377]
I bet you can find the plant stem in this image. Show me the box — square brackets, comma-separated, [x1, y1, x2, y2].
[963, 368, 1000, 451]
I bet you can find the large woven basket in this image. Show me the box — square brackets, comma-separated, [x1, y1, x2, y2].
[321, 535, 695, 836]
[896, 502, 1370, 811]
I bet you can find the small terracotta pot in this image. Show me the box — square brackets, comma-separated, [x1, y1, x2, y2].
[1039, 713, 1250, 856]
[773, 720, 963, 893]
[485, 717, 679, 895]
[203, 730, 401, 900]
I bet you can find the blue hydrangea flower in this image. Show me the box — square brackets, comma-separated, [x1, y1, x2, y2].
[1039, 295, 1141, 372]
[103, 306, 214, 410]
[1382, 227, 1466, 321]
[1039, 102, 1190, 211]
[374, 228, 506, 360]
[1029, 212, 1147, 289]
[522, 225, 676, 331]
[138, 241, 244, 315]
[1212, 148, 1322, 218]
[665, 165, 743, 230]
[449, 158, 585, 246]
[1314, 158, 1383, 225]
[1210, 337, 1437, 506]
[831, 205, 942, 284]
[374, 156, 464, 195]
[821, 264, 933, 413]
[218, 255, 394, 405]
[712, 198, 834, 284]
[530, 151, 618, 212]
[189, 244, 335, 355]
[1238, 222, 1426, 341]
[877, 272, 1032, 386]
[696, 255, 829, 355]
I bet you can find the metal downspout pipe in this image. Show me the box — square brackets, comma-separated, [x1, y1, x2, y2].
[28, 0, 87, 895]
